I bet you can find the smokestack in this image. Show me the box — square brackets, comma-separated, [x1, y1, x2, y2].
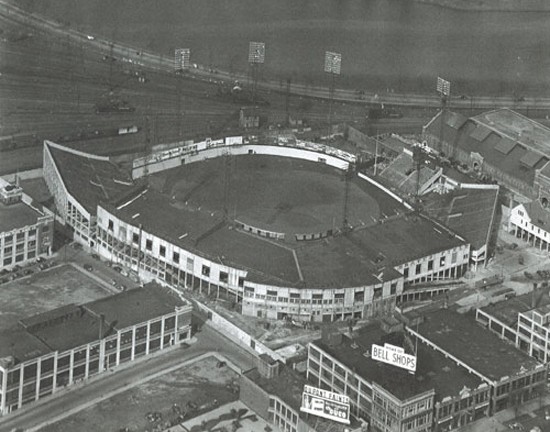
[532, 283, 538, 309]
[99, 313, 106, 339]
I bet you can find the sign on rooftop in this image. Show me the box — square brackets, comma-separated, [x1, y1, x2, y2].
[324, 51, 342, 75]
[300, 385, 350, 424]
[371, 343, 417, 373]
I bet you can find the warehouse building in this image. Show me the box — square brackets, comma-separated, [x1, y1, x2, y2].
[0, 177, 54, 271]
[0, 283, 192, 415]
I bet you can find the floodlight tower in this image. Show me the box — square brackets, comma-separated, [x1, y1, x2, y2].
[324, 51, 342, 140]
[248, 41, 265, 114]
[342, 161, 355, 233]
[175, 48, 191, 139]
[436, 76, 451, 154]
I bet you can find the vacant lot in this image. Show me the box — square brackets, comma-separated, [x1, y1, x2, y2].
[0, 264, 111, 330]
[40, 355, 240, 432]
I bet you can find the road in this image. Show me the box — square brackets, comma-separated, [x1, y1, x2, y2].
[0, 324, 257, 432]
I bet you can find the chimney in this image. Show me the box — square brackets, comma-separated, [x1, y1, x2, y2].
[257, 353, 280, 379]
[532, 283, 538, 309]
[99, 313, 106, 339]
[321, 325, 342, 347]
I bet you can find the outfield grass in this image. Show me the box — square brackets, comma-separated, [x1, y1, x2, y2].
[156, 155, 403, 235]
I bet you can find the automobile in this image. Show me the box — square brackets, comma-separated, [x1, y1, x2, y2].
[86, 35, 95, 40]
[84, 264, 93, 272]
[110, 278, 118, 286]
[72, 242, 83, 250]
[39, 262, 49, 270]
[508, 422, 524, 430]
[120, 269, 129, 277]
[91, 254, 100, 260]
[120, 284, 127, 291]
[186, 401, 198, 411]
[24, 269, 33, 276]
[0, 269, 8, 276]
[13, 265, 22, 272]
[113, 265, 122, 273]
[216, 361, 226, 368]
[545, 408, 550, 420]
[36, 256, 45, 263]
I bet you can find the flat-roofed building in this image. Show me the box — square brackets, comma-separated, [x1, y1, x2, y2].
[0, 178, 53, 271]
[307, 322, 490, 432]
[477, 288, 550, 364]
[0, 283, 191, 416]
[409, 309, 547, 415]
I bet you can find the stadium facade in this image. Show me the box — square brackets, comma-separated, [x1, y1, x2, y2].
[44, 137, 470, 322]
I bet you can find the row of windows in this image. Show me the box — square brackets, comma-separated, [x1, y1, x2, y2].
[402, 252, 465, 278]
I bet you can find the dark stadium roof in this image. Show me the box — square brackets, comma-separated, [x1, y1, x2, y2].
[425, 109, 550, 187]
[423, 187, 499, 250]
[45, 141, 138, 214]
[312, 323, 483, 401]
[416, 309, 540, 381]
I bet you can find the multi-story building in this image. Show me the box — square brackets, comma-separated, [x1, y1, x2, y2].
[0, 283, 192, 415]
[307, 309, 547, 431]
[0, 178, 53, 270]
[509, 199, 550, 251]
[409, 309, 547, 416]
[477, 289, 550, 364]
[308, 321, 489, 432]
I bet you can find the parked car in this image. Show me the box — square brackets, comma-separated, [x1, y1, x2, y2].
[113, 265, 122, 273]
[120, 269, 129, 277]
[36, 256, 46, 263]
[84, 264, 93, 272]
[91, 253, 100, 260]
[24, 269, 33, 276]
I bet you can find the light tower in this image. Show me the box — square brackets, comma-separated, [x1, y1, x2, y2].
[436, 76, 451, 154]
[248, 41, 265, 111]
[324, 51, 342, 140]
[175, 48, 191, 139]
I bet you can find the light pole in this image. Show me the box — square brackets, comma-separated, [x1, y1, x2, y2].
[324, 51, 342, 140]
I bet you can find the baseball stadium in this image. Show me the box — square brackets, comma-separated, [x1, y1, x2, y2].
[44, 137, 470, 323]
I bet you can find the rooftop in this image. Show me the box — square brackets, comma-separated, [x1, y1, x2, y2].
[86, 283, 187, 330]
[313, 323, 483, 402]
[416, 309, 540, 382]
[425, 110, 550, 189]
[46, 141, 138, 214]
[0, 327, 51, 363]
[244, 365, 306, 412]
[423, 187, 499, 250]
[523, 200, 550, 232]
[0, 200, 42, 233]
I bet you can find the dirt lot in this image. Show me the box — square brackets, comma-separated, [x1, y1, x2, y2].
[0, 263, 111, 331]
[39, 355, 240, 432]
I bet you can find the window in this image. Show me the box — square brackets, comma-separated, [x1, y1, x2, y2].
[16, 232, 25, 242]
[187, 257, 194, 271]
[146, 239, 152, 251]
[238, 276, 245, 287]
[28, 228, 36, 237]
[173, 252, 180, 263]
[440, 256, 446, 267]
[415, 263, 421, 274]
[202, 265, 210, 277]
[451, 251, 457, 264]
[132, 232, 139, 244]
[159, 245, 166, 257]
[3, 257, 12, 266]
[4, 235, 13, 244]
[390, 283, 397, 295]
[403, 267, 409, 278]
[220, 271, 229, 283]
[15, 254, 24, 262]
[354, 290, 364, 302]
[108, 219, 114, 231]
[428, 259, 433, 271]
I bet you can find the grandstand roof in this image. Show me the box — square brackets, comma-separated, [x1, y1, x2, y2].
[425, 109, 550, 188]
[45, 141, 138, 214]
[423, 187, 499, 250]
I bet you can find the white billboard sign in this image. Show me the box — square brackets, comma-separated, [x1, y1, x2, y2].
[300, 385, 350, 424]
[372, 343, 417, 372]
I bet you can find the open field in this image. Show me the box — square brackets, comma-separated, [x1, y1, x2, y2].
[153, 154, 403, 235]
[0, 264, 111, 331]
[39, 355, 240, 432]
